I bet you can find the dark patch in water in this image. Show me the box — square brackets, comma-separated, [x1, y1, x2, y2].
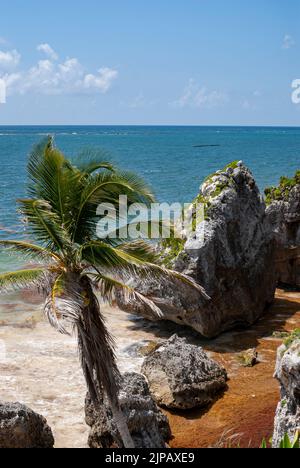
[193, 144, 221, 148]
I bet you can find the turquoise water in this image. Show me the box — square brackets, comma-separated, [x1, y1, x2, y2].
[0, 125, 299, 270]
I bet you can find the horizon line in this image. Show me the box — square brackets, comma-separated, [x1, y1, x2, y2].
[0, 124, 299, 128]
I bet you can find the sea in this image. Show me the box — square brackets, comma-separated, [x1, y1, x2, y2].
[0, 125, 299, 272]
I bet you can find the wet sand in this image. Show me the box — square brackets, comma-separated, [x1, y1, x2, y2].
[166, 289, 300, 448]
[0, 289, 299, 448]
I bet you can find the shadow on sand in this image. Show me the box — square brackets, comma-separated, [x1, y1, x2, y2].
[126, 292, 300, 355]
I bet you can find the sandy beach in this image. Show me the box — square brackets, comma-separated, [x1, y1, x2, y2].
[0, 288, 299, 448]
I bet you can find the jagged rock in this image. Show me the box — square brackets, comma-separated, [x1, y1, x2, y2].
[141, 335, 227, 410]
[117, 163, 277, 338]
[273, 339, 300, 447]
[0, 402, 54, 448]
[85, 373, 171, 448]
[266, 182, 300, 288]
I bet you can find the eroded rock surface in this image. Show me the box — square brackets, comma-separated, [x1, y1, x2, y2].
[142, 335, 227, 410]
[0, 402, 54, 448]
[85, 372, 171, 448]
[117, 163, 277, 337]
[266, 180, 300, 289]
[273, 339, 300, 447]
[273, 340, 300, 447]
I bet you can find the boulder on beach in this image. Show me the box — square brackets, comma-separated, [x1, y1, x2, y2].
[85, 372, 171, 448]
[141, 335, 227, 410]
[117, 162, 277, 338]
[0, 402, 54, 449]
[266, 172, 300, 289]
[273, 338, 300, 447]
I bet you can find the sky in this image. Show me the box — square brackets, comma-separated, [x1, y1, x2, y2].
[0, 0, 299, 126]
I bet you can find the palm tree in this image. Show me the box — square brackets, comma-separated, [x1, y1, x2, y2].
[0, 137, 206, 448]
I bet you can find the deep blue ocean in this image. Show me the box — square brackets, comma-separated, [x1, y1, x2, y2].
[0, 125, 299, 271]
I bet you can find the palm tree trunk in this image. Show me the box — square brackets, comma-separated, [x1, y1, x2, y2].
[109, 398, 135, 448]
[77, 277, 135, 448]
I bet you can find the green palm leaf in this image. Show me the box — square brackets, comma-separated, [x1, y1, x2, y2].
[0, 240, 61, 263]
[19, 199, 71, 252]
[72, 171, 155, 243]
[118, 240, 158, 263]
[93, 273, 164, 319]
[73, 148, 117, 175]
[81, 240, 209, 297]
[0, 268, 46, 292]
[27, 136, 76, 227]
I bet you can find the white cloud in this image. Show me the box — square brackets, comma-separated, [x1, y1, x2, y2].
[83, 67, 118, 93]
[3, 45, 118, 97]
[0, 49, 21, 70]
[282, 35, 295, 50]
[37, 43, 58, 61]
[172, 79, 229, 109]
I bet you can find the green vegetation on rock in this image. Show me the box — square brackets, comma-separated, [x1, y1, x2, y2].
[273, 328, 300, 349]
[161, 236, 186, 267]
[203, 161, 240, 185]
[265, 170, 300, 205]
[203, 161, 240, 199]
[161, 161, 241, 264]
[193, 193, 212, 222]
[283, 328, 300, 349]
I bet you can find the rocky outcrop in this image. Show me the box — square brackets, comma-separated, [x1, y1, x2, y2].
[117, 162, 277, 338]
[142, 335, 227, 410]
[85, 373, 171, 448]
[273, 339, 300, 447]
[266, 176, 300, 289]
[0, 402, 54, 448]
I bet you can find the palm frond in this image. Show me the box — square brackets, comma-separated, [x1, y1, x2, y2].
[44, 273, 71, 335]
[116, 170, 156, 203]
[27, 137, 76, 227]
[81, 240, 210, 298]
[19, 199, 71, 252]
[0, 268, 46, 292]
[118, 240, 158, 263]
[105, 219, 173, 246]
[72, 171, 155, 243]
[73, 148, 117, 175]
[93, 273, 164, 319]
[81, 241, 134, 270]
[0, 240, 61, 263]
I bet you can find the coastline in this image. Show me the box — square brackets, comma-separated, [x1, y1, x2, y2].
[0, 289, 299, 448]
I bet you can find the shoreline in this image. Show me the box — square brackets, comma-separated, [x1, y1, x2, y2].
[0, 289, 299, 448]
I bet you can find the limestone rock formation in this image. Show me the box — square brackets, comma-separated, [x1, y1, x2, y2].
[273, 339, 300, 447]
[0, 402, 54, 449]
[266, 175, 300, 288]
[142, 335, 227, 410]
[117, 162, 277, 338]
[85, 372, 171, 448]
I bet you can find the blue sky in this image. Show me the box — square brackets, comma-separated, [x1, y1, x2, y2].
[0, 0, 299, 125]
